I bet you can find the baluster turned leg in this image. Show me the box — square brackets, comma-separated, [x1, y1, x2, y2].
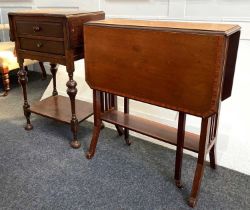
[124, 97, 131, 145]
[17, 58, 33, 130]
[66, 72, 80, 149]
[189, 117, 210, 208]
[175, 112, 186, 188]
[86, 90, 102, 159]
[50, 63, 58, 96]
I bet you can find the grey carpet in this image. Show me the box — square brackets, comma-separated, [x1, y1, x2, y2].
[0, 72, 249, 210]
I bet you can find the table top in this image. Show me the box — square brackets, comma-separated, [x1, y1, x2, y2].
[86, 19, 240, 36]
[8, 9, 103, 18]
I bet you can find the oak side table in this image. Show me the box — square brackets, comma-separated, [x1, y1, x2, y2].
[8, 10, 105, 148]
[84, 19, 240, 207]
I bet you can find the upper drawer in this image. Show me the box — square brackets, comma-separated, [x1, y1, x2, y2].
[16, 21, 63, 38]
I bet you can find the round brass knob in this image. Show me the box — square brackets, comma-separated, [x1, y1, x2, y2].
[33, 26, 41, 32]
[36, 42, 43, 48]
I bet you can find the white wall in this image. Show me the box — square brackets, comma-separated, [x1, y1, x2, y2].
[1, 0, 250, 39]
[1, 0, 250, 175]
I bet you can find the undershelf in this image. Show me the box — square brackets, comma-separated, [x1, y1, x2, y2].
[30, 95, 93, 124]
[101, 110, 200, 153]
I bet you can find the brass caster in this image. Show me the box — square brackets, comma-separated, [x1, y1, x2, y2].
[25, 124, 33, 131]
[86, 151, 94, 159]
[125, 138, 132, 146]
[188, 197, 197, 208]
[70, 140, 81, 149]
[175, 180, 183, 188]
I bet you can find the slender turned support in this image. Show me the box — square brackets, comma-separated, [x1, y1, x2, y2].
[209, 113, 218, 169]
[124, 97, 131, 145]
[66, 72, 80, 149]
[1, 67, 10, 96]
[104, 92, 109, 111]
[50, 63, 58, 96]
[39, 62, 47, 80]
[17, 58, 33, 131]
[99, 91, 105, 130]
[103, 92, 123, 135]
[189, 117, 210, 208]
[86, 90, 102, 159]
[110, 94, 123, 136]
[175, 112, 186, 188]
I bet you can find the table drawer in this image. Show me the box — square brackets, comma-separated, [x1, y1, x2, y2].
[20, 38, 65, 55]
[16, 21, 63, 38]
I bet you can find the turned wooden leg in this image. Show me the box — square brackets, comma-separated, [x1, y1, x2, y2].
[175, 112, 186, 188]
[66, 72, 80, 149]
[39, 62, 47, 80]
[124, 97, 131, 145]
[1, 67, 10, 96]
[189, 117, 210, 208]
[50, 63, 58, 96]
[17, 59, 33, 131]
[86, 90, 102, 159]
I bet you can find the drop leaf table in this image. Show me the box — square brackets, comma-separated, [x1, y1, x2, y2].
[84, 19, 240, 207]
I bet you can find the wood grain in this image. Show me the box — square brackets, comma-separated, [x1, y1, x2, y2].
[30, 95, 93, 124]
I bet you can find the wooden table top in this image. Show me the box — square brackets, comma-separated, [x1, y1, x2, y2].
[85, 19, 240, 35]
[8, 9, 103, 18]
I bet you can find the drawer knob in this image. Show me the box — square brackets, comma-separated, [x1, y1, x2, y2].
[36, 42, 43, 48]
[33, 26, 41, 32]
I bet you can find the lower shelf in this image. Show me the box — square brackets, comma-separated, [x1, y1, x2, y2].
[30, 95, 93, 124]
[101, 110, 200, 153]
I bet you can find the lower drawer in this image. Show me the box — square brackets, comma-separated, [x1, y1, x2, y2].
[19, 38, 64, 55]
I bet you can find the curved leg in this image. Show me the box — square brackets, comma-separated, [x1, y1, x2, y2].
[115, 125, 124, 136]
[66, 72, 80, 149]
[50, 63, 58, 96]
[39, 62, 47, 80]
[86, 90, 102, 159]
[1, 68, 10, 96]
[175, 112, 186, 188]
[86, 123, 102, 159]
[188, 117, 210, 208]
[124, 97, 131, 145]
[18, 59, 33, 130]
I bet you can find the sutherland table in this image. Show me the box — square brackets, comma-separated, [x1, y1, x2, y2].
[8, 10, 105, 148]
[84, 19, 240, 207]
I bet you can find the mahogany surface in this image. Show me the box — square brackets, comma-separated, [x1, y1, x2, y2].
[30, 95, 93, 124]
[101, 110, 199, 152]
[8, 10, 105, 148]
[84, 19, 240, 207]
[85, 19, 240, 118]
